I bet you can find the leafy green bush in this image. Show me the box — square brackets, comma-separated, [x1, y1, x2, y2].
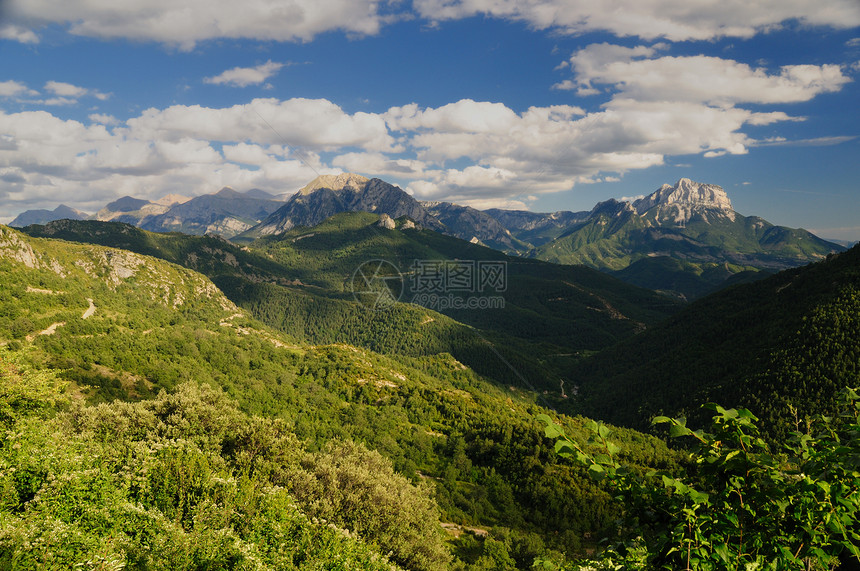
[288, 439, 452, 571]
[0, 351, 407, 570]
[539, 389, 860, 570]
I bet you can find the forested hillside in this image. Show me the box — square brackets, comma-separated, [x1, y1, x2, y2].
[1, 223, 680, 569]
[23, 215, 680, 393]
[569, 244, 860, 440]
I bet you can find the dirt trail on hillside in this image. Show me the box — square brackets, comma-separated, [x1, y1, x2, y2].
[25, 296, 95, 342]
[26, 321, 66, 341]
[82, 298, 96, 319]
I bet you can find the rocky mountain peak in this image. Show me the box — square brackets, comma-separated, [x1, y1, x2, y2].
[214, 187, 240, 197]
[377, 213, 396, 229]
[104, 196, 151, 213]
[634, 179, 733, 215]
[298, 173, 370, 195]
[153, 194, 191, 207]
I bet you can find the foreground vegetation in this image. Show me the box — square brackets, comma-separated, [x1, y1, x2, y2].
[0, 349, 441, 570]
[540, 392, 860, 570]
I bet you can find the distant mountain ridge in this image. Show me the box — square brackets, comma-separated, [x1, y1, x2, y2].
[9, 204, 88, 227]
[140, 187, 282, 238]
[92, 195, 184, 227]
[483, 209, 589, 246]
[420, 201, 530, 252]
[241, 174, 445, 239]
[530, 178, 843, 298]
[10, 174, 843, 299]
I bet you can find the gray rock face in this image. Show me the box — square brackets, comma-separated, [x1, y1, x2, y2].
[483, 208, 589, 247]
[249, 174, 445, 237]
[140, 188, 283, 238]
[93, 196, 171, 226]
[377, 213, 396, 229]
[421, 201, 527, 253]
[0, 225, 40, 268]
[633, 178, 735, 224]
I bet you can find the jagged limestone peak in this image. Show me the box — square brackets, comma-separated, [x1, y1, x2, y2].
[298, 173, 370, 195]
[633, 178, 733, 216]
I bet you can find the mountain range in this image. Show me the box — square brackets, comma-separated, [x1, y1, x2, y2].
[240, 173, 446, 239]
[10, 174, 844, 298]
[531, 178, 842, 297]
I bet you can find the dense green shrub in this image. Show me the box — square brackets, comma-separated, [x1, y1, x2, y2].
[539, 390, 860, 570]
[0, 350, 409, 570]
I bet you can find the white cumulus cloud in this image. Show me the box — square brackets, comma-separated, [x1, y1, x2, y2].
[204, 61, 286, 88]
[414, 0, 860, 41]
[44, 81, 89, 98]
[4, 0, 389, 49]
[0, 80, 37, 98]
[43, 81, 111, 103]
[564, 43, 852, 106]
[127, 98, 397, 152]
[0, 24, 39, 43]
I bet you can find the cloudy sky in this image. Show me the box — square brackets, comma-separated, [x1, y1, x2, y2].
[1, 0, 859, 240]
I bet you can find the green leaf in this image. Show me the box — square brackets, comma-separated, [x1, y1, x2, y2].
[597, 423, 611, 439]
[587, 464, 605, 481]
[554, 440, 577, 458]
[540, 418, 565, 439]
[736, 408, 757, 420]
[714, 543, 731, 564]
[669, 424, 693, 438]
[721, 407, 738, 419]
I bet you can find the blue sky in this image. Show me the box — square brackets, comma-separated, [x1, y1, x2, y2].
[1, 0, 859, 240]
